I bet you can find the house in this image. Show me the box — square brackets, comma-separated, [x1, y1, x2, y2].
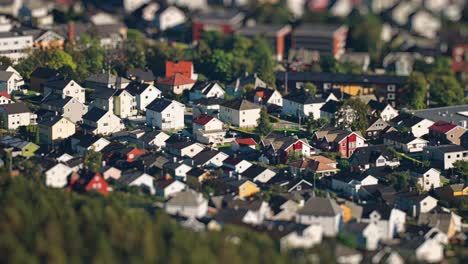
[383, 52, 416, 76]
[227, 199, 271, 225]
[38, 116, 75, 143]
[71, 133, 110, 155]
[372, 247, 405, 264]
[331, 173, 379, 198]
[125, 82, 162, 111]
[390, 113, 434, 138]
[192, 114, 226, 144]
[394, 192, 438, 217]
[117, 170, 156, 195]
[383, 131, 428, 153]
[186, 168, 210, 188]
[84, 73, 130, 90]
[241, 165, 276, 183]
[81, 108, 125, 135]
[361, 204, 406, 240]
[291, 24, 348, 59]
[227, 179, 260, 198]
[411, 167, 441, 192]
[343, 221, 381, 250]
[163, 161, 192, 181]
[410, 10, 441, 39]
[237, 24, 292, 61]
[156, 177, 187, 198]
[45, 163, 73, 188]
[253, 87, 283, 107]
[90, 88, 115, 112]
[227, 73, 266, 96]
[397, 238, 444, 263]
[279, 224, 323, 251]
[154, 5, 186, 32]
[101, 166, 122, 180]
[365, 117, 395, 140]
[219, 99, 261, 128]
[18, 0, 54, 27]
[192, 9, 244, 41]
[40, 95, 88, 123]
[368, 100, 399, 121]
[112, 89, 137, 118]
[286, 178, 314, 193]
[427, 144, 468, 170]
[0, 70, 23, 95]
[335, 244, 363, 264]
[296, 197, 343, 236]
[0, 94, 12, 104]
[0, 27, 34, 63]
[167, 0, 207, 11]
[165, 61, 197, 80]
[0, 102, 37, 130]
[435, 184, 468, 201]
[461, 131, 468, 148]
[312, 128, 366, 158]
[288, 155, 339, 177]
[126, 68, 155, 84]
[31, 29, 65, 49]
[349, 145, 400, 171]
[429, 120, 467, 145]
[192, 97, 224, 117]
[190, 150, 228, 168]
[231, 138, 257, 153]
[0, 136, 39, 157]
[71, 172, 109, 196]
[320, 99, 342, 120]
[189, 81, 225, 101]
[260, 133, 314, 164]
[282, 91, 325, 119]
[137, 130, 170, 149]
[158, 73, 196, 95]
[165, 189, 208, 218]
[165, 141, 204, 158]
[222, 157, 252, 175]
[43, 79, 85, 104]
[275, 72, 407, 107]
[146, 98, 185, 131]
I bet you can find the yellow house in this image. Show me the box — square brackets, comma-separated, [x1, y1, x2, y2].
[435, 184, 468, 201]
[236, 180, 260, 198]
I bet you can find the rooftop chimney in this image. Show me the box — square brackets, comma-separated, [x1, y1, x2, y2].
[68, 22, 75, 43]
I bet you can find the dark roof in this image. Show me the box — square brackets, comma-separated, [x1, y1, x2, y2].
[241, 165, 267, 179]
[30, 67, 61, 79]
[283, 91, 325, 105]
[192, 150, 220, 166]
[361, 203, 392, 220]
[221, 99, 260, 110]
[237, 24, 291, 37]
[320, 100, 342, 113]
[276, 72, 408, 85]
[146, 98, 173, 112]
[90, 88, 116, 99]
[38, 116, 67, 127]
[350, 145, 397, 165]
[0, 102, 30, 114]
[166, 140, 197, 150]
[125, 82, 154, 96]
[390, 113, 424, 127]
[293, 24, 345, 37]
[368, 100, 390, 111]
[117, 170, 147, 186]
[82, 107, 107, 122]
[383, 131, 421, 144]
[297, 197, 342, 217]
[435, 144, 467, 153]
[42, 94, 73, 108]
[126, 68, 155, 82]
[45, 79, 73, 90]
[187, 167, 207, 178]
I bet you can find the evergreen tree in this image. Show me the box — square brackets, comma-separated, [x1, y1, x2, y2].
[255, 107, 273, 137]
[84, 149, 102, 173]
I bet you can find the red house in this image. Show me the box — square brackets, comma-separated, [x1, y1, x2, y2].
[313, 128, 366, 158]
[166, 61, 196, 80]
[126, 148, 146, 163]
[71, 172, 109, 196]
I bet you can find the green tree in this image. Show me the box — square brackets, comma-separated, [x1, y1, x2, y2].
[306, 117, 329, 133]
[404, 72, 428, 109]
[207, 49, 234, 81]
[250, 2, 292, 25]
[255, 107, 273, 137]
[335, 99, 369, 132]
[304, 82, 317, 95]
[428, 74, 464, 106]
[84, 149, 102, 173]
[348, 14, 383, 58]
[453, 161, 468, 182]
[249, 37, 276, 86]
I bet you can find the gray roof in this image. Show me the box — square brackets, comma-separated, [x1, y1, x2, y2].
[283, 91, 325, 105]
[82, 107, 107, 122]
[167, 189, 204, 207]
[412, 105, 468, 128]
[90, 88, 116, 99]
[435, 144, 467, 153]
[221, 99, 260, 110]
[294, 24, 345, 37]
[0, 102, 30, 114]
[297, 197, 342, 217]
[38, 116, 68, 127]
[237, 24, 291, 37]
[146, 98, 173, 112]
[0, 70, 13, 81]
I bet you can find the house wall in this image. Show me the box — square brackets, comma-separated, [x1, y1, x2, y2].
[282, 99, 325, 119]
[296, 214, 341, 236]
[219, 107, 260, 128]
[238, 181, 260, 198]
[138, 86, 161, 111]
[114, 91, 137, 118]
[94, 112, 125, 135]
[45, 163, 72, 188]
[411, 120, 434, 138]
[158, 7, 186, 31]
[4, 112, 35, 130]
[165, 200, 208, 218]
[146, 102, 185, 130]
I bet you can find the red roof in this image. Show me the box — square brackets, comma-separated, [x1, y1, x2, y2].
[0, 91, 10, 98]
[166, 61, 193, 78]
[193, 114, 215, 125]
[235, 138, 257, 146]
[158, 73, 196, 86]
[429, 120, 457, 134]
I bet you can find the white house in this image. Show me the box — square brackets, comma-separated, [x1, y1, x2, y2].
[44, 79, 85, 104]
[113, 89, 137, 118]
[190, 150, 229, 168]
[0, 102, 37, 130]
[241, 165, 276, 183]
[138, 130, 170, 149]
[280, 224, 323, 251]
[38, 116, 76, 143]
[427, 144, 468, 170]
[390, 114, 434, 138]
[156, 178, 186, 198]
[166, 141, 205, 158]
[411, 168, 441, 191]
[296, 197, 343, 237]
[164, 161, 193, 181]
[155, 5, 187, 31]
[343, 221, 381, 251]
[189, 81, 225, 101]
[73, 135, 110, 156]
[81, 108, 125, 135]
[383, 132, 428, 153]
[282, 92, 326, 119]
[223, 157, 252, 175]
[368, 100, 399, 121]
[395, 193, 438, 217]
[361, 205, 406, 240]
[411, 10, 441, 39]
[0, 95, 12, 104]
[331, 174, 379, 198]
[146, 98, 185, 131]
[45, 163, 73, 188]
[192, 114, 226, 144]
[219, 99, 261, 128]
[0, 70, 23, 94]
[0, 29, 34, 62]
[253, 87, 283, 107]
[118, 171, 156, 195]
[165, 189, 208, 218]
[126, 82, 162, 111]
